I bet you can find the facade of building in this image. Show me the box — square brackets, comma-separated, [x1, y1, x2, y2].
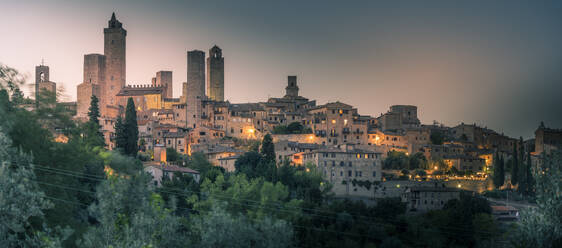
[302, 146, 382, 197]
[402, 186, 461, 212]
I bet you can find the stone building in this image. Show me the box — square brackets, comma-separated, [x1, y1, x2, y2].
[402, 186, 461, 212]
[77, 54, 105, 118]
[103, 12, 127, 111]
[206, 45, 224, 101]
[115, 85, 165, 111]
[154, 71, 173, 98]
[534, 122, 562, 155]
[302, 145, 382, 197]
[378, 105, 420, 131]
[187, 50, 206, 128]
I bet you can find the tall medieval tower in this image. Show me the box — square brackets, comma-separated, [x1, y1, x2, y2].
[103, 12, 126, 108]
[206, 45, 224, 101]
[186, 50, 205, 128]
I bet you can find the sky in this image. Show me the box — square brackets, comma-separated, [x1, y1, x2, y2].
[1, 0, 561, 139]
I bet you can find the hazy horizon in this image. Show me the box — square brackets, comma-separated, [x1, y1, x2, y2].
[2, 0, 562, 139]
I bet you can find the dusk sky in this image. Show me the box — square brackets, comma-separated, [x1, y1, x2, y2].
[1, 0, 561, 139]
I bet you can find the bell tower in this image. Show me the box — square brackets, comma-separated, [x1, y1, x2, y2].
[285, 75, 299, 98]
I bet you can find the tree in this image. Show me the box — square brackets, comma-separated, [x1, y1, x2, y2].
[260, 134, 275, 163]
[512, 151, 561, 248]
[114, 115, 126, 152]
[493, 152, 504, 188]
[79, 172, 188, 248]
[235, 151, 275, 181]
[512, 142, 519, 186]
[166, 147, 180, 162]
[430, 131, 444, 145]
[123, 98, 139, 156]
[83, 95, 104, 147]
[87, 95, 100, 125]
[409, 152, 428, 170]
[383, 151, 409, 170]
[518, 151, 535, 196]
[191, 204, 293, 248]
[0, 128, 69, 247]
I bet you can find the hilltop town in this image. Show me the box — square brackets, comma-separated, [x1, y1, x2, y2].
[29, 13, 561, 200]
[3, 11, 562, 248]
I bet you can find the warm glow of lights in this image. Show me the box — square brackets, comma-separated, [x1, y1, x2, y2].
[396, 184, 400, 188]
[344, 119, 348, 125]
[306, 168, 310, 172]
[247, 128, 255, 133]
[54, 134, 68, 143]
[375, 135, 380, 141]
[434, 166, 438, 170]
[104, 166, 115, 176]
[457, 184, 462, 188]
[331, 119, 336, 124]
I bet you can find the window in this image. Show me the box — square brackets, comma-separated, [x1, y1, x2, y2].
[340, 161, 344, 167]
[348, 170, 352, 177]
[372, 171, 376, 177]
[348, 161, 352, 167]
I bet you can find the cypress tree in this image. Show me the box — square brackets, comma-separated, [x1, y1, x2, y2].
[523, 151, 534, 196]
[85, 95, 104, 147]
[114, 115, 126, 152]
[88, 95, 100, 125]
[493, 151, 505, 188]
[260, 134, 275, 163]
[124, 97, 139, 156]
[512, 142, 519, 186]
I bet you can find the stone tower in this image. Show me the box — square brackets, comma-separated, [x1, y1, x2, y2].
[103, 12, 127, 108]
[156, 71, 173, 98]
[187, 50, 205, 101]
[285, 75, 299, 98]
[187, 50, 205, 128]
[35, 64, 56, 104]
[206, 45, 224, 101]
[77, 54, 104, 118]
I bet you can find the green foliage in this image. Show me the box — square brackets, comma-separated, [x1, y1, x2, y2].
[191, 204, 293, 248]
[114, 115, 126, 152]
[124, 97, 139, 156]
[235, 151, 276, 181]
[82, 95, 104, 148]
[272, 122, 312, 134]
[260, 133, 276, 163]
[493, 151, 505, 188]
[512, 151, 562, 248]
[276, 162, 329, 204]
[79, 174, 189, 247]
[87, 95, 100, 125]
[383, 151, 427, 170]
[0, 128, 69, 247]
[166, 147, 180, 162]
[517, 151, 535, 196]
[430, 131, 444, 145]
